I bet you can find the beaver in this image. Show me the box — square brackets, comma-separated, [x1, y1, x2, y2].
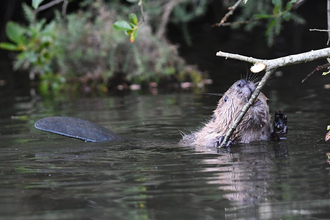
[34, 79, 287, 145]
[179, 79, 287, 147]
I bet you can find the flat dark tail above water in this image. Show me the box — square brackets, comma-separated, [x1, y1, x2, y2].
[35, 117, 123, 142]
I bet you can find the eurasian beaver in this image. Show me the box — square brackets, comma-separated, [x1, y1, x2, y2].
[35, 79, 287, 146]
[179, 79, 287, 147]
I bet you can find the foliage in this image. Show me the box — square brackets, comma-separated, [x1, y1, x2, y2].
[0, 3, 58, 82]
[85, 0, 208, 45]
[225, 0, 305, 46]
[0, 0, 207, 96]
[113, 13, 139, 43]
[53, 1, 204, 85]
[32, 0, 44, 9]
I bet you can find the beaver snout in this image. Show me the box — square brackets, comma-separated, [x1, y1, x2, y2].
[235, 79, 255, 99]
[236, 79, 247, 88]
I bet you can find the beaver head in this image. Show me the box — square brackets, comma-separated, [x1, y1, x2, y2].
[182, 79, 271, 147]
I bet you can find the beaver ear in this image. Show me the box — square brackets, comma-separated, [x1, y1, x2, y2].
[259, 92, 268, 100]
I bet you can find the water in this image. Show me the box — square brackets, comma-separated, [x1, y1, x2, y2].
[1, 78, 330, 220]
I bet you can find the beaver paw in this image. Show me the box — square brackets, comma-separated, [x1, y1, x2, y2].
[272, 110, 288, 140]
[214, 136, 232, 148]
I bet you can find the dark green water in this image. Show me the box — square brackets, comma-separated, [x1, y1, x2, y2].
[1, 77, 330, 220]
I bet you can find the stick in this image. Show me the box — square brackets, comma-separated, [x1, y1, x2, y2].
[309, 29, 330, 32]
[213, 0, 244, 27]
[62, 0, 68, 16]
[302, 63, 330, 83]
[217, 48, 330, 69]
[156, 0, 183, 38]
[328, 0, 330, 44]
[35, 0, 64, 13]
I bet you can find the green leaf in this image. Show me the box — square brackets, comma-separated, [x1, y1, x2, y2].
[113, 21, 132, 31]
[39, 81, 49, 95]
[273, 5, 281, 16]
[0, 42, 20, 51]
[129, 13, 138, 25]
[266, 18, 276, 36]
[40, 35, 53, 44]
[22, 3, 35, 23]
[32, 0, 44, 9]
[130, 28, 138, 43]
[322, 71, 330, 76]
[42, 21, 55, 35]
[6, 21, 25, 44]
[272, 0, 282, 7]
[282, 11, 291, 21]
[327, 58, 330, 63]
[125, 29, 133, 36]
[253, 14, 272, 19]
[129, 23, 137, 29]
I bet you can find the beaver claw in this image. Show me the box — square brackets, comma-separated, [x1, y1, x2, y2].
[272, 110, 288, 140]
[214, 136, 232, 148]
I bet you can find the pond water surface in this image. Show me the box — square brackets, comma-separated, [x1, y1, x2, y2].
[1, 75, 330, 220]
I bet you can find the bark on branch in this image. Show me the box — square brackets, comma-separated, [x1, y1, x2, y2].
[35, 0, 68, 16]
[156, 0, 183, 39]
[213, 0, 245, 27]
[216, 48, 330, 147]
[217, 48, 330, 69]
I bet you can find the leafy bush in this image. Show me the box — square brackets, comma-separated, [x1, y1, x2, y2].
[0, 4, 57, 77]
[223, 0, 305, 45]
[1, 0, 208, 96]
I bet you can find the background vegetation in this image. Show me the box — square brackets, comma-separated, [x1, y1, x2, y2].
[0, 0, 310, 97]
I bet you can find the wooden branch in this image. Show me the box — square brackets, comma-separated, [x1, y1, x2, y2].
[217, 48, 330, 70]
[302, 63, 330, 83]
[216, 47, 330, 147]
[138, 0, 145, 23]
[213, 0, 244, 27]
[220, 18, 260, 27]
[328, 0, 330, 44]
[310, 29, 330, 32]
[35, 0, 64, 13]
[62, 0, 68, 16]
[156, 0, 183, 39]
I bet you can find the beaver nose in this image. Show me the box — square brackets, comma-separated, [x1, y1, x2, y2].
[236, 79, 247, 88]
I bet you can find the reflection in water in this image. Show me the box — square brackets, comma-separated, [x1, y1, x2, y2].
[1, 88, 330, 219]
[199, 142, 289, 214]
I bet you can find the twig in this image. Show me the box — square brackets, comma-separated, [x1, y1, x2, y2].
[302, 63, 330, 83]
[213, 0, 244, 27]
[35, 0, 64, 13]
[220, 18, 261, 27]
[216, 48, 330, 69]
[309, 29, 330, 32]
[62, 0, 68, 16]
[216, 47, 330, 147]
[156, 0, 183, 38]
[328, 0, 330, 44]
[138, 0, 145, 23]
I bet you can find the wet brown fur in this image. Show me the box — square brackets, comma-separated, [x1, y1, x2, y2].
[179, 79, 272, 147]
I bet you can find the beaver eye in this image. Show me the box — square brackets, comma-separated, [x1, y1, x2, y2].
[224, 96, 228, 102]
